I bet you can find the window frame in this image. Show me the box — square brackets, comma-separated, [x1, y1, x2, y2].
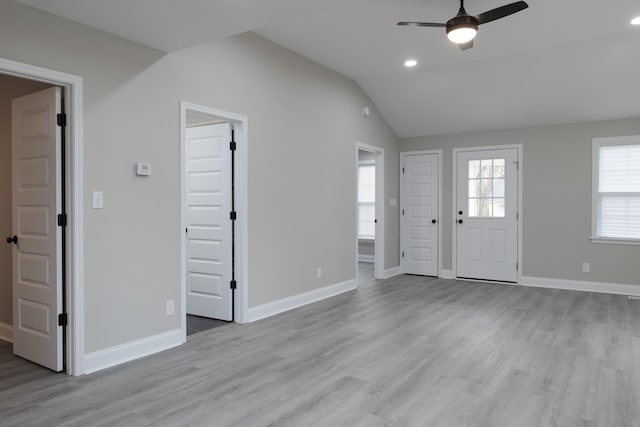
[592, 135, 640, 246]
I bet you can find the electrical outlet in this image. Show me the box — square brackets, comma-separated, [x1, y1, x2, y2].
[316, 267, 322, 279]
[166, 300, 175, 316]
[582, 263, 590, 273]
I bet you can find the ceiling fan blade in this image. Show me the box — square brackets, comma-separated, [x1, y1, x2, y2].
[397, 21, 446, 28]
[475, 1, 528, 25]
[459, 40, 474, 50]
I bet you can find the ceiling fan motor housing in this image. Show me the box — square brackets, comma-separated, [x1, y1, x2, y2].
[446, 14, 479, 35]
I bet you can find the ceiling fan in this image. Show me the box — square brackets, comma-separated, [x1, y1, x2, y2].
[398, 0, 529, 50]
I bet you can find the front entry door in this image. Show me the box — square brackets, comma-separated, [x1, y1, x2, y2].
[456, 148, 518, 282]
[11, 87, 63, 371]
[185, 123, 232, 321]
[401, 153, 439, 276]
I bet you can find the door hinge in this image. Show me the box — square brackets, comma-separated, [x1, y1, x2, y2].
[229, 141, 237, 151]
[230, 280, 237, 290]
[230, 211, 237, 221]
[516, 212, 519, 220]
[402, 251, 405, 258]
[58, 313, 68, 326]
[57, 113, 66, 127]
[514, 160, 519, 170]
[516, 262, 519, 271]
[57, 213, 67, 227]
[402, 167, 405, 173]
[402, 209, 405, 216]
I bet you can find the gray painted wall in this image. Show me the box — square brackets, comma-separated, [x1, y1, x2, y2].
[0, 74, 51, 326]
[0, 1, 399, 353]
[401, 117, 640, 285]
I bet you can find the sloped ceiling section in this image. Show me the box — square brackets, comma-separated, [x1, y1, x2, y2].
[11, 0, 349, 52]
[13, 0, 640, 137]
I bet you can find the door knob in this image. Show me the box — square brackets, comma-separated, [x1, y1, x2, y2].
[458, 219, 463, 224]
[431, 219, 437, 224]
[458, 210, 463, 215]
[6, 235, 17, 245]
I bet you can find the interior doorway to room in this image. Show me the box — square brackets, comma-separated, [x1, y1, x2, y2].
[356, 144, 384, 282]
[453, 146, 521, 283]
[0, 71, 75, 373]
[180, 103, 248, 337]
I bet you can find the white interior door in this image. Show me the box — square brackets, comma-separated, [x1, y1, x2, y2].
[11, 87, 63, 371]
[401, 153, 439, 276]
[185, 123, 232, 320]
[456, 148, 518, 282]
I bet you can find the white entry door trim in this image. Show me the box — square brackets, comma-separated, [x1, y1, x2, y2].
[0, 57, 84, 375]
[400, 150, 442, 277]
[452, 144, 523, 283]
[355, 143, 385, 279]
[180, 102, 249, 339]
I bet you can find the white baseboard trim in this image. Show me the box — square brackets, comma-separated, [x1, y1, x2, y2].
[440, 269, 454, 279]
[248, 279, 357, 323]
[379, 266, 401, 279]
[0, 322, 13, 343]
[358, 254, 375, 263]
[83, 328, 183, 374]
[521, 276, 640, 297]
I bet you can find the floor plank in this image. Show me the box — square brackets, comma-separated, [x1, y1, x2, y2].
[1, 269, 640, 426]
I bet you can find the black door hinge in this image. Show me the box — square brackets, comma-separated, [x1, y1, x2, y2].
[57, 113, 66, 127]
[57, 213, 67, 227]
[58, 313, 68, 326]
[230, 280, 237, 290]
[230, 211, 237, 220]
[230, 141, 237, 151]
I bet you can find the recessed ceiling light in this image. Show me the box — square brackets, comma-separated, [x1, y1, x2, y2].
[404, 59, 418, 68]
[632, 16, 640, 25]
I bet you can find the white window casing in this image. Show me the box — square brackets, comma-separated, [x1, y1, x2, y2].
[592, 135, 640, 245]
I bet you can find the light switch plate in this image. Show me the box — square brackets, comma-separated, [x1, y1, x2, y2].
[389, 198, 397, 207]
[92, 191, 104, 209]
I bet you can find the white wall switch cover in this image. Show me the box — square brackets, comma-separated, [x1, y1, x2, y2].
[389, 198, 397, 206]
[136, 162, 152, 176]
[92, 191, 104, 209]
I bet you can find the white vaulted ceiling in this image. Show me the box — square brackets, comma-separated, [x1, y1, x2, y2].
[12, 0, 640, 137]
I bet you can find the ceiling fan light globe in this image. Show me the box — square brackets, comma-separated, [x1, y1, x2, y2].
[447, 26, 477, 44]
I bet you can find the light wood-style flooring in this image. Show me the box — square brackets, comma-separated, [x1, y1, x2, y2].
[2, 269, 640, 426]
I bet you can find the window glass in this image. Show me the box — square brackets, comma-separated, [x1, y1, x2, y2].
[468, 158, 506, 218]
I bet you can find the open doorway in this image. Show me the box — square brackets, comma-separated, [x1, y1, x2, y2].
[180, 102, 249, 339]
[0, 58, 83, 375]
[356, 143, 385, 282]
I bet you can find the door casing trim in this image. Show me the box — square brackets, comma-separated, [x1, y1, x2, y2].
[452, 144, 523, 283]
[400, 150, 443, 277]
[0, 57, 84, 375]
[179, 101, 249, 337]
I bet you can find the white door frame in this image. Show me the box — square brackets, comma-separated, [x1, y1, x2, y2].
[0, 57, 84, 375]
[400, 150, 443, 277]
[179, 101, 249, 338]
[355, 143, 385, 279]
[452, 144, 523, 283]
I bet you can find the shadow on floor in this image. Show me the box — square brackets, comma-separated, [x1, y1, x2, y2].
[187, 315, 229, 336]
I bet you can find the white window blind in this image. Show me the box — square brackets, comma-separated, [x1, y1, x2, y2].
[358, 165, 375, 239]
[595, 141, 640, 240]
